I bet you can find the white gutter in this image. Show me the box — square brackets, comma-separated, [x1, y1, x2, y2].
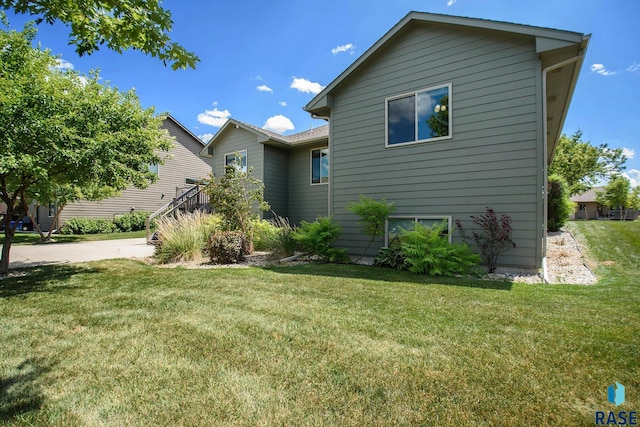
[541, 54, 583, 283]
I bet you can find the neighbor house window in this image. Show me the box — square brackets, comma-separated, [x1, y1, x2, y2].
[148, 163, 159, 176]
[48, 202, 56, 217]
[386, 83, 451, 146]
[385, 215, 452, 246]
[311, 147, 329, 185]
[225, 150, 247, 174]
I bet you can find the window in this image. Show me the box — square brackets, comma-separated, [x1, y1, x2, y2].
[386, 83, 451, 146]
[225, 150, 247, 174]
[48, 202, 56, 217]
[148, 163, 159, 176]
[385, 215, 452, 246]
[311, 147, 329, 185]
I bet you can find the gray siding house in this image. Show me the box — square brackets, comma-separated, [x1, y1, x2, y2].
[202, 12, 589, 272]
[38, 115, 211, 231]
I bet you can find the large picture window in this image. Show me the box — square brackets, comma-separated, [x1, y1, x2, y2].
[385, 215, 452, 246]
[386, 83, 451, 146]
[311, 147, 329, 185]
[224, 150, 247, 174]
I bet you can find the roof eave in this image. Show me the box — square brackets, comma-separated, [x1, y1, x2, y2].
[305, 11, 586, 115]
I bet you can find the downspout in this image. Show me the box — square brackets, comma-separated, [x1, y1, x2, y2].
[541, 53, 584, 283]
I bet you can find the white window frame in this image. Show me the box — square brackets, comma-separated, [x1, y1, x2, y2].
[310, 147, 329, 185]
[48, 202, 56, 218]
[385, 83, 452, 148]
[385, 215, 453, 246]
[224, 149, 247, 174]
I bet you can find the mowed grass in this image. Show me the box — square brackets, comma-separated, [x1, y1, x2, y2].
[1, 222, 638, 426]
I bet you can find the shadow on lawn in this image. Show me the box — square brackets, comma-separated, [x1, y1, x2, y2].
[0, 358, 52, 421]
[0, 264, 95, 298]
[264, 263, 513, 291]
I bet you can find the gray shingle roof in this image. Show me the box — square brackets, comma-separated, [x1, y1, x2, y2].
[230, 118, 328, 145]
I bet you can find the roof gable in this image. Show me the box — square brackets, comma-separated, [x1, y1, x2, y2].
[199, 118, 329, 157]
[305, 11, 587, 116]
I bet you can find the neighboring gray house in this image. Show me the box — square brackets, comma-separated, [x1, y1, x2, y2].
[37, 115, 211, 231]
[203, 12, 589, 272]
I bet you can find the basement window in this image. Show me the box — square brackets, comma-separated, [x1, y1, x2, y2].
[385, 215, 452, 246]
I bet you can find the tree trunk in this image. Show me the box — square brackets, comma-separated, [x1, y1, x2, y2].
[1, 218, 16, 276]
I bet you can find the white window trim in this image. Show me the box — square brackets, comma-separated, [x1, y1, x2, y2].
[148, 163, 159, 177]
[310, 146, 329, 186]
[385, 215, 453, 246]
[224, 149, 247, 174]
[385, 82, 452, 148]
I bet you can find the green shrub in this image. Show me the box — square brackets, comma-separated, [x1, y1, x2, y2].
[113, 211, 151, 232]
[401, 222, 479, 276]
[293, 217, 350, 263]
[455, 207, 516, 273]
[154, 211, 217, 264]
[207, 231, 246, 264]
[547, 174, 575, 231]
[60, 217, 117, 234]
[252, 218, 278, 251]
[265, 214, 298, 260]
[347, 195, 396, 258]
[373, 245, 408, 270]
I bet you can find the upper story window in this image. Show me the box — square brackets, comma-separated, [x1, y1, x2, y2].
[386, 83, 451, 147]
[311, 147, 329, 185]
[225, 150, 247, 174]
[148, 163, 159, 176]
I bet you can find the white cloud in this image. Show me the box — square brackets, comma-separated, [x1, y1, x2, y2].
[590, 63, 616, 76]
[290, 77, 325, 95]
[627, 63, 640, 73]
[257, 84, 273, 93]
[198, 133, 214, 143]
[54, 58, 74, 70]
[623, 169, 640, 188]
[447, 0, 458, 5]
[279, 101, 287, 107]
[197, 106, 231, 127]
[263, 115, 295, 134]
[622, 147, 635, 160]
[331, 43, 354, 55]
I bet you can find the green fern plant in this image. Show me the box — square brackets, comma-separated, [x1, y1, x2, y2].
[401, 222, 479, 276]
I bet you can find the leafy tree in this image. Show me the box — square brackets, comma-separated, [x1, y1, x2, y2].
[0, 22, 172, 275]
[627, 186, 640, 213]
[346, 194, 396, 260]
[0, 2, 198, 69]
[549, 130, 627, 195]
[597, 175, 631, 220]
[206, 160, 270, 252]
[547, 174, 575, 231]
[427, 95, 449, 137]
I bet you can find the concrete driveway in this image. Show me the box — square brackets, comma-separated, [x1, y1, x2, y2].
[8, 238, 155, 269]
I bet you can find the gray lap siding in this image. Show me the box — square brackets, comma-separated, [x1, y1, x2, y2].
[329, 23, 542, 269]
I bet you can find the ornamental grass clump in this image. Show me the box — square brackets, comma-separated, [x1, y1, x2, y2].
[154, 211, 219, 263]
[265, 214, 298, 260]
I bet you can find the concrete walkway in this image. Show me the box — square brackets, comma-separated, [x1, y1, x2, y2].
[8, 238, 155, 269]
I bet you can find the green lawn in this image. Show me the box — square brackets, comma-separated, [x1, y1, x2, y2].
[1, 230, 147, 245]
[1, 221, 638, 425]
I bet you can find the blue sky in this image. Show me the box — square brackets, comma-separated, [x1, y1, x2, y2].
[4, 0, 640, 186]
